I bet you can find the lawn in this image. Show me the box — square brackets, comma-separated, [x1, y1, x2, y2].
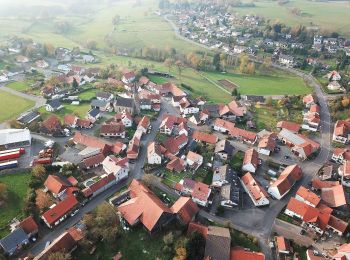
[252, 103, 303, 131]
[204, 71, 311, 96]
[73, 225, 183, 260]
[6, 81, 29, 92]
[0, 91, 35, 123]
[162, 170, 190, 188]
[38, 103, 91, 121]
[0, 172, 31, 238]
[148, 75, 168, 84]
[78, 89, 99, 101]
[236, 0, 350, 37]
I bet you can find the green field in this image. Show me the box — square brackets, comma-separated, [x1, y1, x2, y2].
[204, 71, 311, 95]
[6, 81, 29, 92]
[78, 89, 99, 101]
[0, 172, 31, 238]
[236, 0, 350, 36]
[0, 91, 35, 123]
[38, 103, 91, 121]
[0, 0, 204, 52]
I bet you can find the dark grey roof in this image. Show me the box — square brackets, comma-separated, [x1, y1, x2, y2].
[115, 97, 134, 108]
[242, 95, 265, 103]
[17, 111, 40, 124]
[96, 92, 112, 99]
[88, 108, 100, 117]
[205, 226, 231, 260]
[215, 140, 234, 154]
[0, 228, 28, 254]
[48, 99, 61, 109]
[91, 99, 109, 108]
[202, 104, 220, 118]
[140, 99, 151, 106]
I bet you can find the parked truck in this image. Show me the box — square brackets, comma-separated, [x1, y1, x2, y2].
[0, 148, 25, 155]
[0, 160, 18, 171]
[0, 150, 24, 162]
[31, 157, 52, 166]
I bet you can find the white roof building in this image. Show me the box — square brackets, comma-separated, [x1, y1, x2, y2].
[0, 129, 31, 147]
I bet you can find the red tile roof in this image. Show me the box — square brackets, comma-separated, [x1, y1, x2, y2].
[321, 184, 347, 208]
[19, 216, 38, 235]
[64, 114, 77, 126]
[187, 222, 208, 238]
[334, 120, 350, 137]
[44, 175, 69, 195]
[166, 157, 186, 172]
[270, 165, 302, 198]
[100, 123, 125, 135]
[73, 132, 112, 155]
[192, 131, 218, 144]
[192, 182, 211, 202]
[277, 121, 300, 132]
[230, 247, 265, 260]
[243, 148, 259, 168]
[82, 174, 116, 197]
[170, 197, 199, 224]
[241, 172, 268, 202]
[81, 153, 105, 169]
[41, 115, 61, 132]
[296, 186, 321, 206]
[117, 180, 173, 232]
[42, 195, 78, 226]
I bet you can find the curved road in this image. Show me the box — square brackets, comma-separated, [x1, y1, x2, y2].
[163, 15, 332, 259]
[0, 84, 46, 129]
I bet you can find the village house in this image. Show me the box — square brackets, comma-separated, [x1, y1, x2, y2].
[214, 140, 234, 160]
[333, 244, 350, 259]
[41, 195, 79, 228]
[303, 94, 317, 108]
[79, 153, 105, 170]
[147, 142, 164, 165]
[44, 174, 77, 199]
[278, 129, 320, 160]
[211, 165, 231, 188]
[189, 111, 208, 125]
[338, 160, 350, 187]
[275, 236, 291, 255]
[117, 180, 174, 234]
[96, 92, 114, 102]
[242, 148, 259, 173]
[219, 100, 246, 121]
[91, 99, 112, 112]
[192, 130, 218, 145]
[333, 120, 350, 144]
[121, 71, 136, 84]
[137, 116, 150, 134]
[0, 216, 38, 256]
[46, 99, 63, 112]
[100, 123, 126, 138]
[213, 119, 257, 144]
[277, 121, 300, 133]
[102, 155, 129, 181]
[159, 115, 187, 135]
[86, 108, 100, 123]
[285, 197, 348, 236]
[166, 157, 186, 172]
[186, 151, 203, 170]
[111, 112, 133, 128]
[295, 186, 321, 208]
[268, 164, 302, 200]
[279, 54, 294, 67]
[327, 70, 341, 81]
[127, 134, 141, 160]
[258, 134, 276, 156]
[332, 148, 350, 164]
[241, 172, 269, 207]
[327, 81, 344, 92]
[114, 97, 135, 115]
[34, 226, 83, 260]
[170, 197, 199, 225]
[162, 134, 188, 155]
[40, 115, 62, 136]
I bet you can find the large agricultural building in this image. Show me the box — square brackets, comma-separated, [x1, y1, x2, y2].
[0, 129, 31, 148]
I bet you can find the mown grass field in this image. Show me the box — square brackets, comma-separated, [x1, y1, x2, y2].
[78, 89, 99, 101]
[236, 0, 350, 36]
[204, 71, 312, 95]
[0, 172, 31, 238]
[0, 91, 35, 123]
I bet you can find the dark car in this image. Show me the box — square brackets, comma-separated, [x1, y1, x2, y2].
[300, 229, 306, 235]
